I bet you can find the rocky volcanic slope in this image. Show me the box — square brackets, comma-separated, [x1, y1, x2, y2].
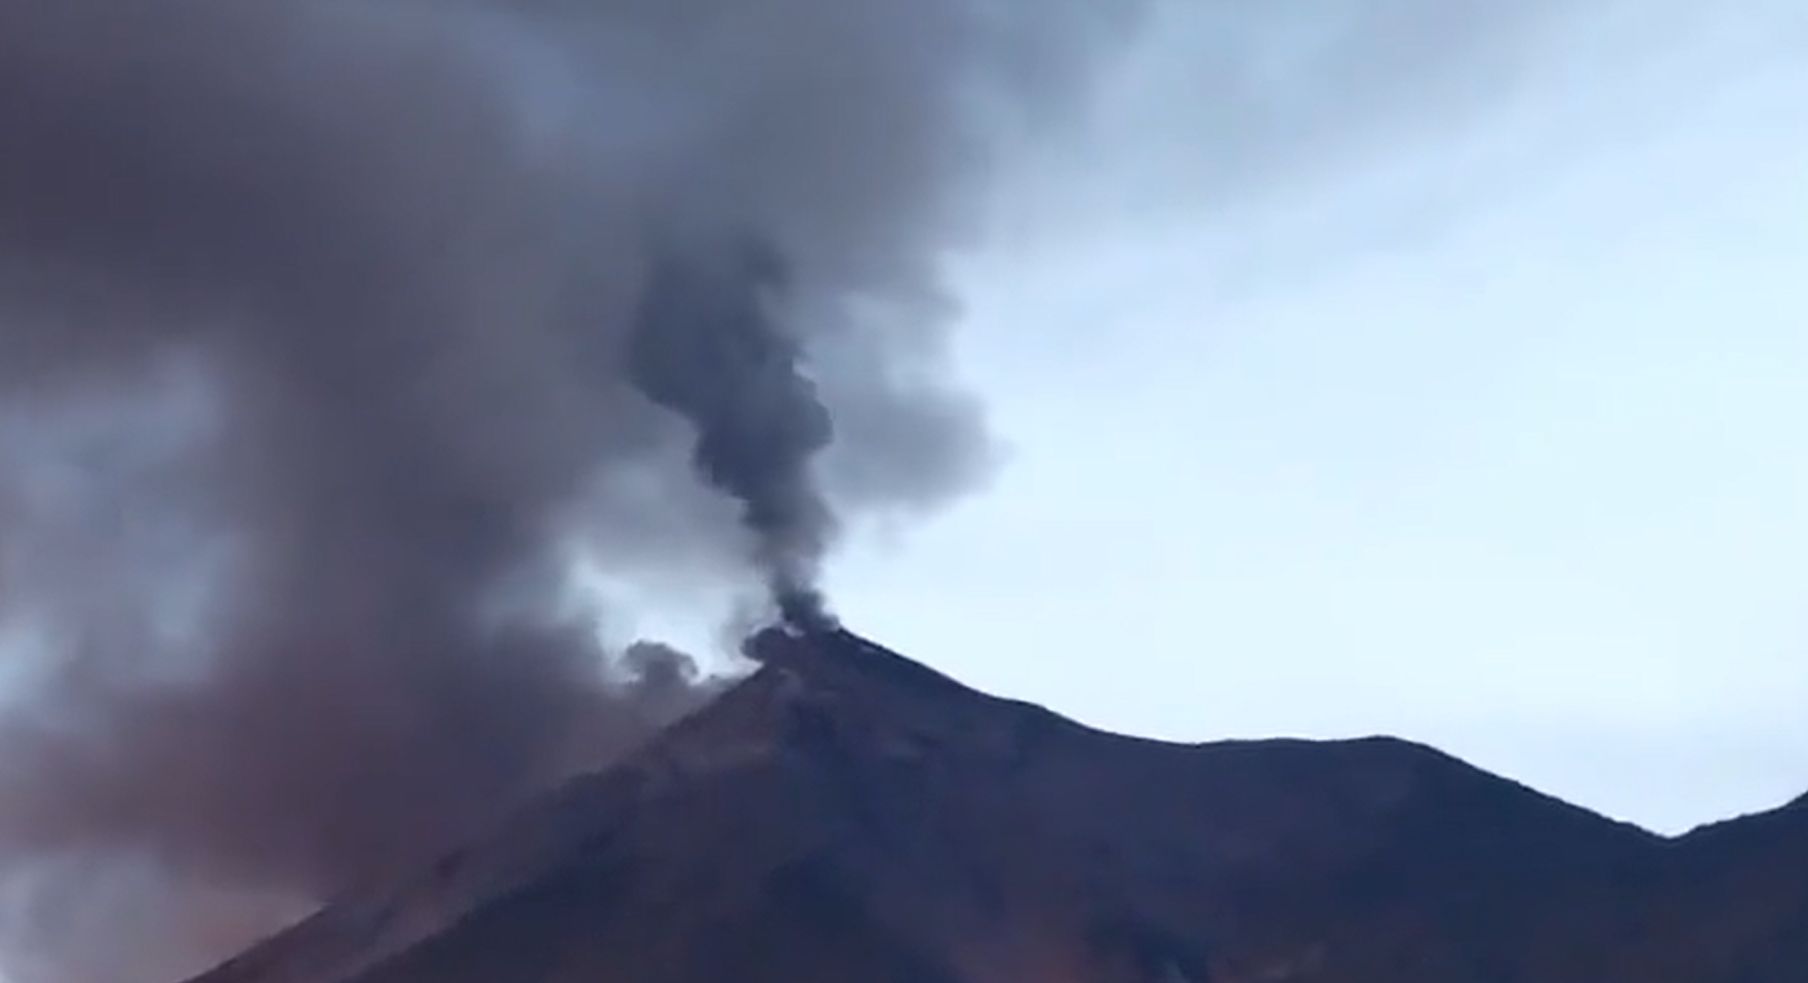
[187, 630, 1807, 983]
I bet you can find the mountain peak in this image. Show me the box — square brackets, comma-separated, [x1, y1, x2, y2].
[745, 626, 979, 696]
[732, 626, 1066, 761]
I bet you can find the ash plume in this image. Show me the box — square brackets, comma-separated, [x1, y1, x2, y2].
[627, 239, 835, 629]
[0, 0, 1139, 980]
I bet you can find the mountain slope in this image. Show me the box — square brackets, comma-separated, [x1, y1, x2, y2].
[186, 629, 1804, 983]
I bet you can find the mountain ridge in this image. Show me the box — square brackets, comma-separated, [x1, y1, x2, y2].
[186, 628, 1807, 983]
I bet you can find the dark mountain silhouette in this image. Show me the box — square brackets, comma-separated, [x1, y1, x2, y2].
[186, 629, 1807, 983]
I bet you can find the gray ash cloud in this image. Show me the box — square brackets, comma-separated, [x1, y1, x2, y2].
[0, 1, 1138, 979]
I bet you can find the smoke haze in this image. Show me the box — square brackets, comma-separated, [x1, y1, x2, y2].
[0, 1, 1137, 979]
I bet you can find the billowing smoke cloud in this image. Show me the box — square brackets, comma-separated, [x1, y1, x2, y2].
[0, 0, 1137, 980]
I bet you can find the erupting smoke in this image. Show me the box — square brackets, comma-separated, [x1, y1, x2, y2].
[627, 239, 836, 630]
[0, 1, 1138, 980]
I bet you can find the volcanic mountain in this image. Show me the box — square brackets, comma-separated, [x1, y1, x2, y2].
[186, 629, 1807, 983]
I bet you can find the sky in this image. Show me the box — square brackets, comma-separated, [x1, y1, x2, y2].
[802, 0, 1808, 835]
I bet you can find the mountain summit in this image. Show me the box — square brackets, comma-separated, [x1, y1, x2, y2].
[187, 628, 1807, 983]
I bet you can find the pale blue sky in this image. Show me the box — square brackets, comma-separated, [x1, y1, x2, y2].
[815, 0, 1808, 834]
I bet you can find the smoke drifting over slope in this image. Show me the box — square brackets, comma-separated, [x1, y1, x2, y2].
[0, 1, 1136, 979]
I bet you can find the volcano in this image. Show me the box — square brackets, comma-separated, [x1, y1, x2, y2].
[185, 629, 1807, 983]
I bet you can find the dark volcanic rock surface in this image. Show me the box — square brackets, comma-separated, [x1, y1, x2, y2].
[186, 629, 1807, 983]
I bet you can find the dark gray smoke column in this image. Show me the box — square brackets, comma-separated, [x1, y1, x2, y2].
[0, 1, 1141, 980]
[629, 239, 836, 629]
